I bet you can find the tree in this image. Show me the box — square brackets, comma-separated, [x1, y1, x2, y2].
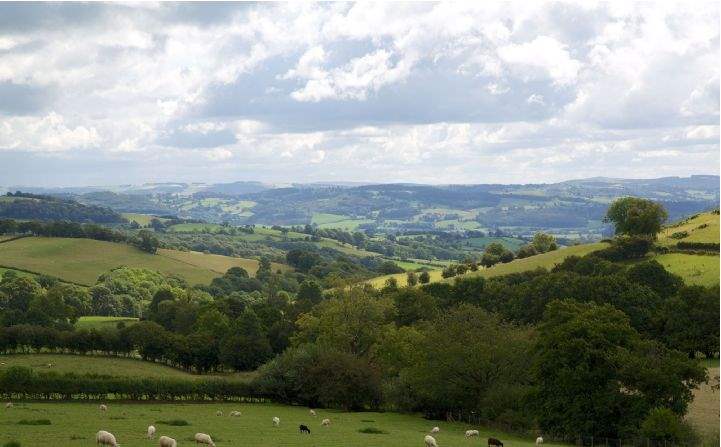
[531, 300, 705, 438]
[406, 271, 418, 287]
[134, 230, 160, 253]
[390, 288, 438, 326]
[656, 285, 720, 358]
[604, 197, 668, 238]
[516, 244, 538, 259]
[256, 256, 272, 281]
[418, 271, 431, 284]
[640, 408, 698, 445]
[532, 232, 557, 253]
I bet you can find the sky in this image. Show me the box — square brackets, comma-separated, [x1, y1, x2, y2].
[0, 1, 718, 187]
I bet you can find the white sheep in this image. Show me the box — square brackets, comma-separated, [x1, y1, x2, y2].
[5, 402, 12, 409]
[321, 418, 331, 426]
[229, 410, 241, 417]
[147, 425, 156, 439]
[272, 416, 280, 427]
[465, 430, 479, 438]
[309, 409, 316, 416]
[425, 434, 439, 447]
[536, 436, 544, 446]
[99, 404, 108, 412]
[96, 430, 119, 447]
[216, 410, 223, 416]
[194, 432, 216, 446]
[159, 435, 177, 447]
[431, 426, 440, 433]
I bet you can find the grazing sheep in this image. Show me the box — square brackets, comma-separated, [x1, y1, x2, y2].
[536, 436, 544, 446]
[159, 435, 177, 447]
[216, 410, 223, 416]
[321, 418, 331, 426]
[272, 416, 280, 427]
[147, 425, 156, 439]
[299, 424, 311, 434]
[465, 430, 479, 438]
[431, 426, 440, 434]
[425, 434, 438, 447]
[96, 430, 119, 447]
[99, 404, 108, 412]
[194, 432, 216, 446]
[309, 409, 316, 416]
[5, 402, 12, 409]
[488, 437, 504, 447]
[229, 410, 241, 417]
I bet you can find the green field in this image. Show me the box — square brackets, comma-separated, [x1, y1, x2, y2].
[74, 316, 139, 330]
[158, 249, 291, 276]
[658, 212, 720, 246]
[0, 354, 255, 382]
[0, 401, 557, 447]
[168, 223, 225, 233]
[688, 364, 720, 444]
[464, 236, 527, 252]
[653, 253, 720, 287]
[311, 213, 374, 231]
[0, 237, 273, 286]
[121, 213, 166, 226]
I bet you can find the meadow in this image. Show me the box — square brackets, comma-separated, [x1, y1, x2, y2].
[74, 316, 139, 330]
[311, 213, 374, 231]
[158, 249, 291, 276]
[0, 237, 267, 286]
[653, 253, 720, 287]
[0, 401, 555, 447]
[657, 212, 720, 246]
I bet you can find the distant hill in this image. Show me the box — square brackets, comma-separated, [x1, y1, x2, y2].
[0, 192, 124, 223]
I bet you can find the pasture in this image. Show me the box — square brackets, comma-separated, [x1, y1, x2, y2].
[0, 354, 255, 382]
[311, 213, 374, 231]
[0, 401, 555, 447]
[74, 316, 139, 331]
[653, 253, 720, 287]
[121, 214, 166, 226]
[658, 212, 719, 246]
[687, 362, 720, 444]
[158, 249, 291, 276]
[0, 237, 273, 286]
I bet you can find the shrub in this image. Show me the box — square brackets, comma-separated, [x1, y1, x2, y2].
[640, 408, 699, 445]
[594, 236, 653, 261]
[669, 231, 688, 239]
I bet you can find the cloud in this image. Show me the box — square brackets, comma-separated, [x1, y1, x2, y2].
[0, 2, 717, 186]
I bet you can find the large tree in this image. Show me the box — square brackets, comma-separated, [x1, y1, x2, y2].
[604, 197, 668, 238]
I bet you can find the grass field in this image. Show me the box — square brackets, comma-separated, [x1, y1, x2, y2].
[652, 253, 720, 287]
[311, 213, 374, 231]
[0, 401, 557, 447]
[0, 354, 255, 382]
[74, 316, 139, 330]
[687, 364, 720, 444]
[121, 213, 166, 226]
[0, 237, 274, 286]
[464, 236, 527, 252]
[658, 212, 719, 247]
[158, 249, 291, 276]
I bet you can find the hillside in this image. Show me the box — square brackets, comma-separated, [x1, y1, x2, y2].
[0, 237, 280, 286]
[0, 192, 124, 223]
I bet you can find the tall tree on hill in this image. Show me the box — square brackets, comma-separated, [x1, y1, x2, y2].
[604, 197, 668, 238]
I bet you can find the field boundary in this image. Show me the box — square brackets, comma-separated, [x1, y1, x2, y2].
[0, 264, 88, 287]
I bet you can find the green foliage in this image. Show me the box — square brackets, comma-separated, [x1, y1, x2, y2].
[405, 271, 418, 287]
[134, 229, 160, 254]
[17, 419, 51, 425]
[358, 427, 388, 434]
[605, 197, 668, 238]
[418, 271, 430, 284]
[640, 408, 699, 445]
[156, 419, 191, 426]
[531, 232, 557, 253]
[481, 242, 514, 267]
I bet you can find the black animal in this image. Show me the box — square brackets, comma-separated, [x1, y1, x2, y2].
[488, 437, 503, 447]
[299, 424, 311, 434]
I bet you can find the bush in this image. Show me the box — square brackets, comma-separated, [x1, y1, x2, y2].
[669, 231, 688, 239]
[640, 408, 699, 445]
[156, 419, 190, 426]
[676, 241, 720, 252]
[594, 236, 653, 261]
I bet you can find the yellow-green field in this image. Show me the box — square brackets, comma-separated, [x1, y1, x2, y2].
[653, 253, 720, 287]
[158, 249, 291, 276]
[311, 213, 374, 231]
[367, 243, 608, 288]
[658, 212, 720, 246]
[121, 213, 167, 226]
[74, 316, 139, 330]
[0, 354, 255, 382]
[687, 362, 720, 445]
[0, 401, 558, 447]
[0, 237, 275, 286]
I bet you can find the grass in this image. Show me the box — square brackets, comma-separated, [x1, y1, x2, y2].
[658, 212, 719, 247]
[120, 213, 166, 226]
[0, 354, 256, 382]
[311, 213, 373, 231]
[0, 401, 560, 447]
[167, 223, 225, 233]
[652, 253, 719, 287]
[464, 236, 527, 252]
[74, 316, 139, 331]
[158, 249, 291, 276]
[687, 365, 720, 444]
[0, 237, 281, 286]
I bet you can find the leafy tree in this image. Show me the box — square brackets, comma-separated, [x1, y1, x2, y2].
[390, 287, 438, 326]
[377, 261, 404, 275]
[604, 197, 668, 238]
[256, 256, 273, 281]
[531, 300, 705, 438]
[418, 271, 431, 284]
[640, 408, 699, 445]
[0, 276, 43, 313]
[532, 232, 557, 253]
[134, 229, 160, 253]
[406, 271, 418, 287]
[655, 285, 720, 358]
[516, 244, 538, 259]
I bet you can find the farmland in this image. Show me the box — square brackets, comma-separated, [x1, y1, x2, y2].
[0, 237, 272, 286]
[0, 401, 556, 447]
[653, 253, 719, 287]
[311, 213, 374, 230]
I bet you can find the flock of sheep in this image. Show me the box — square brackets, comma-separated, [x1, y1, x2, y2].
[7, 401, 546, 446]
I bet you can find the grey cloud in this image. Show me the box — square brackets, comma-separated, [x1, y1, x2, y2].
[0, 81, 53, 115]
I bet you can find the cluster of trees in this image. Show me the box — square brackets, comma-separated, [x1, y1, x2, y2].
[0, 192, 125, 223]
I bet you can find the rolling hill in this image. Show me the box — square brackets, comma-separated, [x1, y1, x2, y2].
[0, 237, 284, 286]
